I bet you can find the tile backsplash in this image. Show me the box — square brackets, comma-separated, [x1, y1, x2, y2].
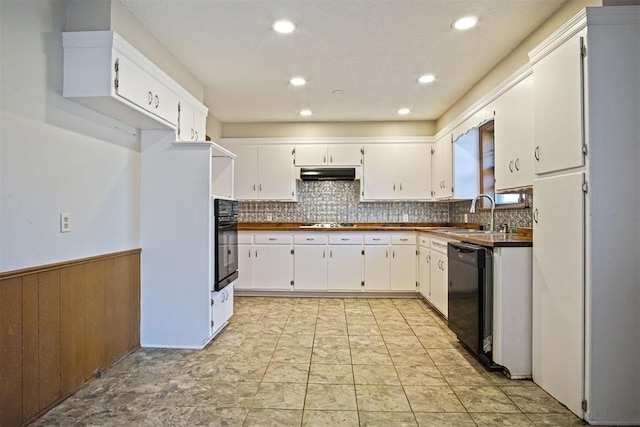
[238, 180, 532, 229]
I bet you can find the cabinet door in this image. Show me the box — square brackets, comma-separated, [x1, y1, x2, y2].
[253, 245, 293, 290]
[294, 246, 328, 290]
[418, 247, 430, 300]
[364, 246, 390, 290]
[228, 145, 258, 200]
[390, 246, 417, 291]
[192, 110, 207, 141]
[151, 81, 179, 127]
[432, 135, 453, 199]
[177, 101, 195, 141]
[395, 145, 431, 200]
[328, 245, 363, 291]
[223, 285, 234, 322]
[362, 145, 396, 200]
[211, 290, 226, 336]
[235, 244, 254, 289]
[494, 76, 534, 191]
[430, 251, 448, 317]
[533, 33, 585, 175]
[115, 54, 154, 113]
[532, 172, 584, 416]
[295, 145, 327, 166]
[328, 145, 362, 166]
[258, 145, 295, 200]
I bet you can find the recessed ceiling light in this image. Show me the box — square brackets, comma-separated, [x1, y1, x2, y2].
[418, 74, 436, 84]
[290, 77, 306, 86]
[452, 16, 478, 31]
[300, 109, 312, 116]
[397, 108, 411, 115]
[273, 19, 295, 34]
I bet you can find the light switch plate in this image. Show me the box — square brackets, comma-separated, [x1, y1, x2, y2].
[402, 213, 409, 222]
[60, 212, 71, 233]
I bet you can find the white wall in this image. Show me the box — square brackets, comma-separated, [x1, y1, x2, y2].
[0, 0, 140, 272]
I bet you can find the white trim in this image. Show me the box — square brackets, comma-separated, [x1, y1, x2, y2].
[171, 141, 236, 158]
[528, 9, 587, 65]
[220, 136, 433, 145]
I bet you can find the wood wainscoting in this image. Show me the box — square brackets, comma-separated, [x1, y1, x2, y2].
[0, 249, 141, 427]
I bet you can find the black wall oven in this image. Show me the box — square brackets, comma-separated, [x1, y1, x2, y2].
[213, 199, 238, 291]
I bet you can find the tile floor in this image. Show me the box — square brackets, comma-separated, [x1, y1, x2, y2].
[33, 297, 585, 426]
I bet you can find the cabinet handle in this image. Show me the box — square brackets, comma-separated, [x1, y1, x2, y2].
[255, 250, 258, 257]
[253, 184, 256, 191]
[534, 146, 540, 161]
[509, 160, 514, 173]
[323, 250, 326, 259]
[399, 183, 402, 191]
[515, 158, 520, 171]
[400, 238, 408, 242]
[323, 155, 326, 163]
[427, 254, 430, 262]
[393, 183, 396, 191]
[259, 184, 262, 191]
[392, 250, 395, 258]
[248, 249, 251, 258]
[306, 238, 314, 241]
[386, 250, 388, 259]
[148, 91, 153, 105]
[533, 208, 539, 223]
[330, 250, 333, 257]
[155, 95, 159, 108]
[341, 238, 349, 241]
[330, 155, 333, 163]
[268, 238, 277, 241]
[372, 238, 381, 241]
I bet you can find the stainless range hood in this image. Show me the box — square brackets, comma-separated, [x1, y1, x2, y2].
[299, 167, 357, 181]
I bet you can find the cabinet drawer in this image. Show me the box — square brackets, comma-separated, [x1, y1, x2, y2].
[392, 235, 416, 245]
[329, 234, 364, 245]
[238, 233, 253, 245]
[365, 235, 391, 245]
[294, 234, 328, 245]
[419, 235, 431, 247]
[254, 234, 293, 244]
[430, 238, 449, 253]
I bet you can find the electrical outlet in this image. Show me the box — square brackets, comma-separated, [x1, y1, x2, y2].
[266, 213, 273, 221]
[60, 212, 71, 233]
[402, 213, 409, 222]
[464, 213, 469, 223]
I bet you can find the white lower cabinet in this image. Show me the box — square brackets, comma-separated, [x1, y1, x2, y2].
[236, 233, 254, 290]
[294, 235, 328, 291]
[253, 233, 293, 290]
[390, 235, 418, 291]
[364, 245, 390, 291]
[328, 234, 364, 291]
[429, 238, 449, 317]
[211, 284, 234, 337]
[418, 235, 431, 300]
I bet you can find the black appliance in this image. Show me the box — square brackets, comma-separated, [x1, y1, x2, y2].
[447, 241, 495, 368]
[300, 167, 356, 181]
[213, 199, 238, 291]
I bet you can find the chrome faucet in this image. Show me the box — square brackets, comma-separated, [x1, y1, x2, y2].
[469, 194, 496, 232]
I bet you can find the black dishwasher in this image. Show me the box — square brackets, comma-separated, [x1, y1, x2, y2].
[447, 242, 494, 368]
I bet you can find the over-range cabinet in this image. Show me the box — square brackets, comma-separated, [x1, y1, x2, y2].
[530, 7, 640, 424]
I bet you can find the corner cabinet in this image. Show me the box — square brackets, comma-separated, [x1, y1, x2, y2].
[221, 144, 296, 201]
[63, 31, 208, 141]
[529, 7, 640, 424]
[362, 144, 431, 201]
[139, 132, 235, 349]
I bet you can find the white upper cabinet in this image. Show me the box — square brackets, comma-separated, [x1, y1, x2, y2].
[223, 144, 296, 201]
[494, 75, 535, 191]
[62, 31, 208, 136]
[362, 144, 430, 201]
[177, 101, 207, 142]
[294, 144, 362, 166]
[431, 134, 453, 199]
[532, 32, 586, 175]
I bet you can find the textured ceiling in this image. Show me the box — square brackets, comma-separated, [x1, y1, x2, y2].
[117, 0, 568, 122]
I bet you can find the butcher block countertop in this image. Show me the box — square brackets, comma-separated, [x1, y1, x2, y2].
[238, 223, 533, 248]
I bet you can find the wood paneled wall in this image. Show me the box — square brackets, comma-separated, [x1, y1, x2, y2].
[0, 250, 141, 427]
